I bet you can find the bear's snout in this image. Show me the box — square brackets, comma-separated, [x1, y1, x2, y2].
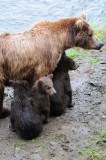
[92, 36, 104, 50]
[94, 41, 104, 50]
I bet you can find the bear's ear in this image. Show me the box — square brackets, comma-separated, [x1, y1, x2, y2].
[47, 74, 53, 79]
[76, 19, 84, 29]
[80, 14, 86, 20]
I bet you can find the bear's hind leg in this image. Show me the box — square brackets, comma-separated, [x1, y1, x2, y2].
[10, 116, 16, 132]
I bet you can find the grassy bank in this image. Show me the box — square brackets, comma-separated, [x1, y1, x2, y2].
[78, 130, 106, 160]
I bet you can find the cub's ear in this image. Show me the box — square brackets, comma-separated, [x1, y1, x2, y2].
[38, 79, 42, 86]
[61, 52, 66, 58]
[76, 19, 84, 29]
[47, 74, 53, 79]
[80, 14, 86, 20]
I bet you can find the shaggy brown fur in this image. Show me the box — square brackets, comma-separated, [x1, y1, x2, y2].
[50, 53, 79, 116]
[0, 14, 104, 118]
[10, 80, 43, 140]
[29, 74, 56, 123]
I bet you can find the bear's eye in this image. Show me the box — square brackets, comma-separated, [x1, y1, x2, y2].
[89, 33, 93, 37]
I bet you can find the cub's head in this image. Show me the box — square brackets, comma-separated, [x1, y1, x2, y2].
[9, 80, 29, 90]
[67, 14, 104, 50]
[37, 74, 56, 95]
[56, 52, 79, 71]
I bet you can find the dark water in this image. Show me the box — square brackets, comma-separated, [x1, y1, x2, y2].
[0, 0, 106, 33]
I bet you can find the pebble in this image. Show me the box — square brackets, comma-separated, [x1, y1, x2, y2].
[101, 66, 106, 70]
[50, 141, 58, 146]
[102, 115, 106, 119]
[31, 154, 42, 160]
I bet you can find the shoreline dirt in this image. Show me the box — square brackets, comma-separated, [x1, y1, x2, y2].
[0, 42, 106, 160]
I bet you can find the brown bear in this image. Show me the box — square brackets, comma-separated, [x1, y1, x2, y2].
[10, 80, 43, 140]
[29, 74, 56, 123]
[0, 14, 104, 119]
[50, 52, 79, 116]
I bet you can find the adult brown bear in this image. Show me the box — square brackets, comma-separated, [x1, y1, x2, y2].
[0, 14, 104, 118]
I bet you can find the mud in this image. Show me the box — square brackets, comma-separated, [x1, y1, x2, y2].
[0, 43, 106, 160]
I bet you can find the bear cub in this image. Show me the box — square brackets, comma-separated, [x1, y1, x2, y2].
[10, 80, 43, 140]
[29, 74, 56, 123]
[50, 52, 79, 116]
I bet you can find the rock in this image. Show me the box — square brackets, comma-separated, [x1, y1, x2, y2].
[31, 154, 42, 160]
[50, 141, 58, 146]
[101, 66, 106, 70]
[102, 115, 106, 119]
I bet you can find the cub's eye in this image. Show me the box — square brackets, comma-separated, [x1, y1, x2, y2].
[46, 86, 51, 90]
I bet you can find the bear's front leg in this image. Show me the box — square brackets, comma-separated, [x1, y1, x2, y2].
[67, 90, 75, 108]
[42, 101, 50, 123]
[0, 85, 10, 119]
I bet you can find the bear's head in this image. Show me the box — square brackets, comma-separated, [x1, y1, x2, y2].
[67, 14, 104, 50]
[37, 74, 56, 95]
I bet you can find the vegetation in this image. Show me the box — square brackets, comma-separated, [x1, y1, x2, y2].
[90, 22, 105, 41]
[78, 130, 106, 160]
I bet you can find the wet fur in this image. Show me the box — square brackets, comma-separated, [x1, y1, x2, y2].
[0, 15, 104, 118]
[29, 75, 56, 123]
[10, 80, 43, 140]
[50, 53, 78, 116]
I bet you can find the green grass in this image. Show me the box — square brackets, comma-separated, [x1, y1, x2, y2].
[14, 141, 26, 149]
[85, 148, 106, 160]
[32, 138, 36, 143]
[78, 129, 106, 160]
[66, 48, 91, 59]
[78, 147, 106, 160]
[89, 58, 100, 65]
[90, 22, 105, 41]
[97, 129, 106, 139]
[66, 49, 100, 66]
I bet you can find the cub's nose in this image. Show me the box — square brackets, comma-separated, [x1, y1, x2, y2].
[100, 42, 104, 48]
[53, 88, 56, 94]
[75, 63, 79, 69]
[73, 63, 79, 70]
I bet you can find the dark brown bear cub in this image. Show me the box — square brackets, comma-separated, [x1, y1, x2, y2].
[50, 52, 79, 116]
[10, 80, 43, 140]
[29, 74, 56, 123]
